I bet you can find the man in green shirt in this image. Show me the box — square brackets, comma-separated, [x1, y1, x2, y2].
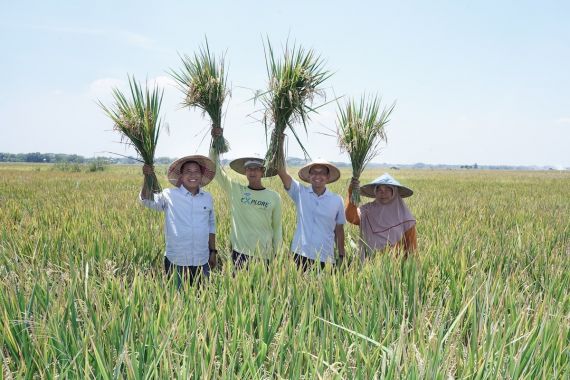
[210, 128, 282, 269]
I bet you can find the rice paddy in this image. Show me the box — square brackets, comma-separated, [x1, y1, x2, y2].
[1, 164, 569, 378]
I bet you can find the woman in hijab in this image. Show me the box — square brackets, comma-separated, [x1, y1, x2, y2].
[345, 173, 417, 260]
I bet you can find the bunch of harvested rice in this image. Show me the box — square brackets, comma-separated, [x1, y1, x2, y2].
[338, 95, 394, 204]
[99, 75, 165, 194]
[260, 40, 331, 174]
[170, 40, 230, 154]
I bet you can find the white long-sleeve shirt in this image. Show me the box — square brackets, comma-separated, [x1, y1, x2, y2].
[139, 186, 215, 266]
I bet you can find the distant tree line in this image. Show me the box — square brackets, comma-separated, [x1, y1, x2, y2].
[0, 153, 175, 164]
[0, 153, 318, 167]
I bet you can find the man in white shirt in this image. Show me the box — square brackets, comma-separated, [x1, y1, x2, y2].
[140, 155, 217, 286]
[275, 135, 346, 269]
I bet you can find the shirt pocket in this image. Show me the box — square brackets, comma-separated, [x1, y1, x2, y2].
[200, 204, 212, 216]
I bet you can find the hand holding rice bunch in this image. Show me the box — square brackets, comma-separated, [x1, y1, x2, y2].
[99, 75, 164, 194]
[260, 40, 331, 174]
[338, 95, 394, 205]
[170, 40, 230, 154]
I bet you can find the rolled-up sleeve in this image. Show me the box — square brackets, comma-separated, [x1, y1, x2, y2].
[139, 191, 166, 211]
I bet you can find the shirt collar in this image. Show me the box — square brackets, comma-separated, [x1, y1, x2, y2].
[308, 186, 329, 197]
[178, 185, 203, 196]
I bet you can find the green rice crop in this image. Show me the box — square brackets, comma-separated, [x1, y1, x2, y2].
[1, 164, 569, 378]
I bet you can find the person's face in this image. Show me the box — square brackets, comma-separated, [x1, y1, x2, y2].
[180, 162, 202, 191]
[309, 165, 330, 189]
[245, 165, 264, 184]
[375, 185, 394, 204]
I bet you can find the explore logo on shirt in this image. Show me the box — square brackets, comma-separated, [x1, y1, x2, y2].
[240, 194, 271, 209]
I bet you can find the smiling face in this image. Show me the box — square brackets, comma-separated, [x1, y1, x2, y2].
[375, 184, 395, 204]
[179, 162, 203, 192]
[245, 165, 264, 186]
[308, 165, 330, 191]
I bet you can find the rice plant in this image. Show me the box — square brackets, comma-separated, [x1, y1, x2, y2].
[170, 39, 230, 154]
[98, 75, 164, 194]
[337, 95, 394, 204]
[260, 40, 331, 174]
[1, 165, 569, 378]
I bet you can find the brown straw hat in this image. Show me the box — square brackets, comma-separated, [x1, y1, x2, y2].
[229, 157, 278, 177]
[167, 155, 216, 187]
[298, 160, 341, 184]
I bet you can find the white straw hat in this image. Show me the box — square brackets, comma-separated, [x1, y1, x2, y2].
[360, 173, 413, 198]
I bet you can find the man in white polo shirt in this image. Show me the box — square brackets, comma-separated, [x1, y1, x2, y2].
[275, 135, 346, 269]
[140, 155, 217, 286]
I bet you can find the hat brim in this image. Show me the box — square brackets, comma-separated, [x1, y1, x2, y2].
[167, 155, 216, 187]
[298, 161, 341, 184]
[360, 184, 413, 198]
[229, 157, 277, 177]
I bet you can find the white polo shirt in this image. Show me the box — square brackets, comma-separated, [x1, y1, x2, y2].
[139, 186, 215, 266]
[286, 179, 346, 263]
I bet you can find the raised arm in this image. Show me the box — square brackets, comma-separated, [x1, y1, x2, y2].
[275, 133, 293, 190]
[345, 178, 361, 225]
[141, 164, 155, 200]
[139, 164, 166, 211]
[209, 127, 232, 192]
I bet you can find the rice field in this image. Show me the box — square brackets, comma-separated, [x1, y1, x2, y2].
[1, 164, 569, 379]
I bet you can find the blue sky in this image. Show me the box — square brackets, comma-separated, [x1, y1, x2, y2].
[1, 1, 569, 166]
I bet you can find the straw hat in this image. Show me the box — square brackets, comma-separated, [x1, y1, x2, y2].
[229, 157, 277, 177]
[298, 160, 341, 184]
[167, 155, 216, 187]
[360, 173, 413, 198]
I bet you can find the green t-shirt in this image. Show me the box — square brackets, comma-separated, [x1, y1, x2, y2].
[210, 150, 282, 259]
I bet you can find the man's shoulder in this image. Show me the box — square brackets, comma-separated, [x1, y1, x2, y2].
[325, 189, 343, 201]
[290, 179, 307, 191]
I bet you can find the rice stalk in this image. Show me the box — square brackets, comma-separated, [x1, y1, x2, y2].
[170, 39, 230, 154]
[98, 75, 164, 194]
[260, 39, 331, 174]
[337, 95, 394, 204]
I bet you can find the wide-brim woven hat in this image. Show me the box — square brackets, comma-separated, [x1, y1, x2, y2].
[298, 160, 341, 184]
[229, 157, 277, 177]
[360, 173, 413, 198]
[167, 155, 216, 187]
